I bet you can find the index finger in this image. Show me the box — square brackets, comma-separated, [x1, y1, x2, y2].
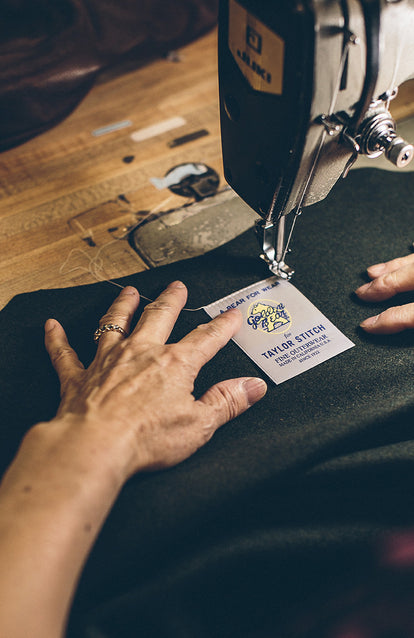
[178, 308, 242, 372]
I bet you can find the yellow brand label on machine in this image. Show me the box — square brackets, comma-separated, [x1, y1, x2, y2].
[228, 0, 284, 95]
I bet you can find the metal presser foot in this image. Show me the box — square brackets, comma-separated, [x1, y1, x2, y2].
[255, 216, 296, 281]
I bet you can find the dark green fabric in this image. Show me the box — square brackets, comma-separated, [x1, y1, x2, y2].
[1, 168, 414, 637]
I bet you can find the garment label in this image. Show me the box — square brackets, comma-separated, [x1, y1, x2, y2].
[204, 277, 354, 384]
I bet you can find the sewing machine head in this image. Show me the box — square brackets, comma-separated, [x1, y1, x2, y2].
[218, 0, 414, 278]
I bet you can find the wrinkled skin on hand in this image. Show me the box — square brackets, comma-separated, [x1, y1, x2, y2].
[0, 280, 267, 638]
[356, 253, 414, 334]
[44, 281, 267, 478]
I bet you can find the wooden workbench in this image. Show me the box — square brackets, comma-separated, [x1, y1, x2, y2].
[0, 28, 413, 311]
[0, 30, 224, 311]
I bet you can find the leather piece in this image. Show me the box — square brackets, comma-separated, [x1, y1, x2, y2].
[0, 0, 218, 150]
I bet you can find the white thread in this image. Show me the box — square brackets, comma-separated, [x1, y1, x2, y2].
[59, 246, 207, 310]
[61, 194, 206, 310]
[59, 243, 125, 289]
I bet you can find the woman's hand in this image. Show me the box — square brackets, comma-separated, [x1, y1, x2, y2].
[355, 253, 414, 334]
[44, 281, 267, 479]
[0, 282, 266, 638]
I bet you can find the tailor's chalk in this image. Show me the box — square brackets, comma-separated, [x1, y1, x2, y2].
[92, 120, 132, 136]
[131, 117, 186, 142]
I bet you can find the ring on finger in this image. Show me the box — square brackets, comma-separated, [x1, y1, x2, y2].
[93, 323, 128, 344]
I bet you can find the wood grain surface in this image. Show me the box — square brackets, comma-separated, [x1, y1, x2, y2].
[0, 28, 413, 310]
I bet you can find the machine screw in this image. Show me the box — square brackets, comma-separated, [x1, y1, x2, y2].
[358, 112, 414, 167]
[381, 135, 414, 167]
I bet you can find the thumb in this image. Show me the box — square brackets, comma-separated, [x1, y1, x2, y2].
[199, 377, 267, 427]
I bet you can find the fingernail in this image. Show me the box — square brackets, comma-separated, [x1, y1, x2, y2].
[355, 282, 371, 296]
[168, 280, 186, 289]
[45, 318, 58, 333]
[360, 314, 379, 328]
[243, 378, 267, 406]
[121, 286, 138, 296]
[368, 263, 386, 277]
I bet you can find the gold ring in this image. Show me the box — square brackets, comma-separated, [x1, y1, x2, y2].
[93, 323, 128, 344]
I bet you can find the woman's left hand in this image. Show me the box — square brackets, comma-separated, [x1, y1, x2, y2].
[355, 253, 414, 334]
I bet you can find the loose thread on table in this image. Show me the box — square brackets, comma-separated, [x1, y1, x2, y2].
[59, 239, 205, 311]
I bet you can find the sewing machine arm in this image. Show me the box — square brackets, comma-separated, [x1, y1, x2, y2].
[219, 0, 414, 277]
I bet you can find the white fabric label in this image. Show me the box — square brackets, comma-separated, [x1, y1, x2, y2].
[204, 277, 354, 384]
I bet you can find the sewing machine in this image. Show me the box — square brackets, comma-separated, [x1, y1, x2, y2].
[219, 0, 414, 278]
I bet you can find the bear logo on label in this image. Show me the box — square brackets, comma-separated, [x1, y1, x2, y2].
[247, 300, 292, 334]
